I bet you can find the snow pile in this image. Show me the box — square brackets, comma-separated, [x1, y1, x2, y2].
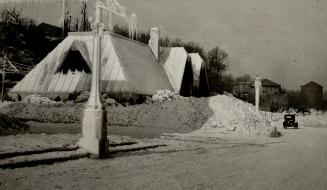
[296, 113, 327, 127]
[22, 94, 56, 104]
[1, 93, 273, 136]
[186, 95, 273, 136]
[104, 98, 122, 107]
[146, 90, 183, 103]
[107, 97, 209, 133]
[0, 102, 83, 123]
[109, 94, 273, 136]
[75, 91, 90, 103]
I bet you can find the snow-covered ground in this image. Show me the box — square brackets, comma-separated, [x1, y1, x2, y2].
[0, 93, 274, 137]
[2, 127, 327, 190]
[0, 134, 80, 154]
[264, 111, 327, 128]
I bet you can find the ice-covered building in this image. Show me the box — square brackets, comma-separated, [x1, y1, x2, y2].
[9, 28, 209, 100]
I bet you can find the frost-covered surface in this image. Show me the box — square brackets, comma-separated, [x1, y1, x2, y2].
[296, 113, 327, 127]
[0, 102, 83, 123]
[0, 101, 14, 108]
[0, 149, 88, 167]
[0, 134, 80, 154]
[0, 133, 144, 155]
[266, 111, 327, 128]
[1, 94, 273, 136]
[22, 94, 57, 104]
[146, 90, 183, 103]
[75, 91, 90, 103]
[170, 95, 273, 137]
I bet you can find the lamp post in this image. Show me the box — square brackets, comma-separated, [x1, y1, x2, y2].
[78, 0, 108, 158]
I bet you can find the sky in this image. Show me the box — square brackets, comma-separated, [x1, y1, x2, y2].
[1, 0, 327, 90]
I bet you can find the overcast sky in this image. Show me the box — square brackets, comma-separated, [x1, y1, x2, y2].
[2, 0, 327, 90]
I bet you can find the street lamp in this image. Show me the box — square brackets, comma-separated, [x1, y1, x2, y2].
[77, 0, 108, 158]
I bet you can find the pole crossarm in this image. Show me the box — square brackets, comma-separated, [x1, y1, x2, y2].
[0, 56, 19, 73]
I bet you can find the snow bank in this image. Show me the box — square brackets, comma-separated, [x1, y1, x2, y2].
[109, 94, 273, 136]
[0, 134, 138, 155]
[0, 102, 83, 123]
[0, 94, 273, 136]
[184, 95, 273, 136]
[0, 134, 80, 154]
[296, 113, 327, 127]
[146, 90, 183, 103]
[22, 94, 56, 104]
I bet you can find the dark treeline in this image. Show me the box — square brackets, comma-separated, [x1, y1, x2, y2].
[0, 7, 56, 88]
[0, 8, 51, 63]
[0, 5, 232, 95]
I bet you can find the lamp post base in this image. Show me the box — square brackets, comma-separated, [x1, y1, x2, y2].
[78, 108, 108, 158]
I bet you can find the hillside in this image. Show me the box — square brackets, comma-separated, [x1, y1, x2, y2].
[0, 22, 60, 89]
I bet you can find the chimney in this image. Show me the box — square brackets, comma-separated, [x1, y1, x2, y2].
[148, 27, 160, 60]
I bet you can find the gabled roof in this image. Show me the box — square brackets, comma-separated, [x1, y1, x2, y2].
[110, 33, 172, 94]
[189, 53, 202, 82]
[37, 23, 62, 37]
[301, 81, 322, 87]
[9, 32, 173, 96]
[261, 79, 281, 87]
[159, 47, 188, 93]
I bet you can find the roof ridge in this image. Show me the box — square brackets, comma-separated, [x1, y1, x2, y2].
[109, 32, 149, 47]
[302, 81, 322, 87]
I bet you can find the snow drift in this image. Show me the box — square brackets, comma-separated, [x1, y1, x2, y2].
[0, 94, 273, 136]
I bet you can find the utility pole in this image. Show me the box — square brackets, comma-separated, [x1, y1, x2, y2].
[254, 76, 262, 111]
[0, 54, 18, 102]
[1, 69, 5, 103]
[61, 0, 66, 40]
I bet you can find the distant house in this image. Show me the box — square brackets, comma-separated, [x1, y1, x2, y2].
[36, 23, 62, 40]
[301, 81, 323, 108]
[232, 81, 252, 96]
[233, 78, 281, 96]
[260, 79, 282, 95]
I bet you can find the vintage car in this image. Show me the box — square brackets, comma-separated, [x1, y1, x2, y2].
[283, 114, 298, 129]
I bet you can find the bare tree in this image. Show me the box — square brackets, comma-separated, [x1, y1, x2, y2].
[80, 1, 90, 31]
[64, 9, 72, 34]
[6, 8, 24, 25]
[74, 18, 79, 32]
[206, 46, 228, 93]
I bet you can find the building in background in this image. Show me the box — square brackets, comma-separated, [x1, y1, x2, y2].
[260, 79, 282, 95]
[9, 27, 208, 101]
[301, 81, 323, 108]
[36, 23, 62, 41]
[232, 81, 252, 97]
[232, 78, 285, 110]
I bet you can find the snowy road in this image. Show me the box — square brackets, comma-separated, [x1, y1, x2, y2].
[1, 127, 327, 190]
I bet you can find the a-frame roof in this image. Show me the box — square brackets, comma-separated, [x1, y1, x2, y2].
[261, 79, 281, 87]
[110, 33, 172, 94]
[10, 31, 173, 96]
[301, 81, 322, 87]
